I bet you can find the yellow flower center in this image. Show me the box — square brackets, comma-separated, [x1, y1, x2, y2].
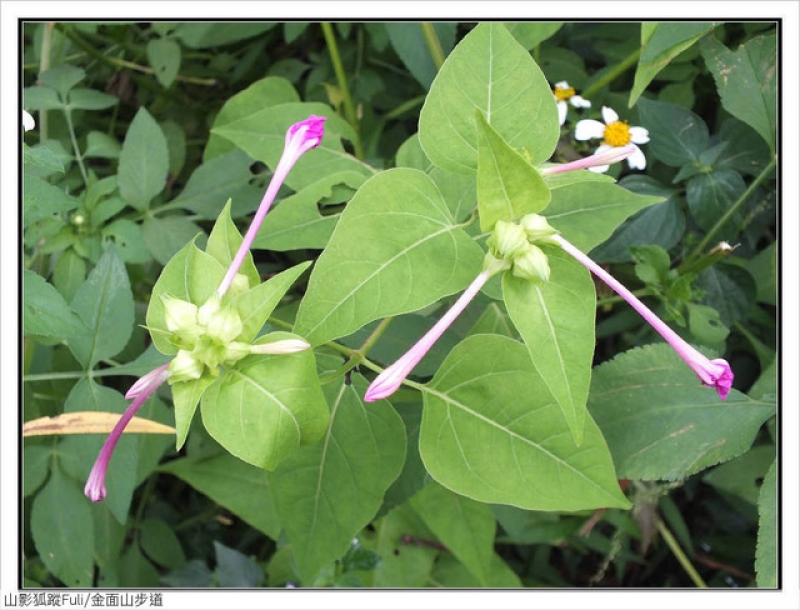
[553, 86, 576, 102]
[603, 120, 632, 146]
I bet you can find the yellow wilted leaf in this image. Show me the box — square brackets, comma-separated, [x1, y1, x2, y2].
[23, 412, 175, 437]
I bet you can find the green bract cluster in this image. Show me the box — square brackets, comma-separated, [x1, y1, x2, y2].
[486, 214, 560, 283]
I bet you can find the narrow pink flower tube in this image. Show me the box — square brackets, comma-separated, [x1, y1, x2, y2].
[553, 234, 734, 400]
[540, 144, 638, 175]
[364, 271, 492, 402]
[84, 365, 170, 502]
[216, 115, 327, 297]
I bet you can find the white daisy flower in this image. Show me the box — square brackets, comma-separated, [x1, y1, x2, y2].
[553, 81, 591, 126]
[23, 110, 35, 132]
[574, 106, 649, 173]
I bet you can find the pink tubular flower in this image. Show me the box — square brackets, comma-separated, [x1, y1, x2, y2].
[540, 144, 638, 176]
[553, 235, 734, 400]
[216, 115, 327, 297]
[84, 364, 171, 502]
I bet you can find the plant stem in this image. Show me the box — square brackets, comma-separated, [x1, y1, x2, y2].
[581, 48, 641, 100]
[318, 317, 394, 384]
[681, 157, 777, 269]
[321, 23, 364, 160]
[106, 56, 218, 85]
[63, 108, 89, 185]
[38, 22, 55, 141]
[595, 288, 651, 308]
[420, 23, 446, 70]
[656, 518, 707, 588]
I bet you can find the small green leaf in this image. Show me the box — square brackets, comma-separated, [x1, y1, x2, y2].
[589, 344, 775, 480]
[170, 376, 216, 450]
[385, 23, 456, 89]
[372, 504, 439, 587]
[146, 38, 182, 88]
[205, 200, 260, 289]
[475, 111, 551, 231]
[23, 445, 52, 497]
[685, 169, 748, 237]
[140, 519, 186, 569]
[24, 144, 65, 174]
[23, 269, 87, 338]
[23, 85, 64, 111]
[118, 107, 169, 211]
[702, 444, 775, 506]
[755, 459, 777, 587]
[30, 466, 94, 587]
[503, 22, 562, 50]
[214, 542, 264, 587]
[67, 246, 134, 368]
[67, 88, 119, 111]
[420, 334, 630, 511]
[84, 131, 122, 159]
[23, 174, 79, 228]
[159, 452, 281, 539]
[637, 98, 709, 167]
[747, 242, 776, 306]
[102, 219, 152, 264]
[119, 543, 160, 587]
[419, 23, 559, 174]
[697, 263, 756, 327]
[142, 215, 205, 266]
[503, 247, 596, 445]
[38, 64, 85, 98]
[201, 333, 329, 470]
[294, 168, 484, 347]
[174, 22, 276, 49]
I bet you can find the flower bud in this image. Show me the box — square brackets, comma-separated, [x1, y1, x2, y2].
[162, 295, 199, 333]
[198, 295, 221, 327]
[228, 273, 250, 297]
[205, 306, 243, 343]
[512, 243, 550, 283]
[250, 339, 310, 355]
[223, 341, 253, 364]
[169, 350, 204, 383]
[487, 220, 529, 262]
[520, 214, 559, 245]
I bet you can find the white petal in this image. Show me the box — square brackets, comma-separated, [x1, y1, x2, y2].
[626, 145, 647, 170]
[555, 80, 569, 89]
[629, 126, 650, 144]
[601, 106, 619, 125]
[588, 164, 610, 174]
[570, 95, 591, 109]
[574, 119, 606, 141]
[22, 110, 35, 132]
[557, 101, 568, 125]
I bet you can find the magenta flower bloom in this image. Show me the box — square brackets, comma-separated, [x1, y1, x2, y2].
[84, 364, 170, 502]
[553, 235, 734, 399]
[216, 115, 327, 296]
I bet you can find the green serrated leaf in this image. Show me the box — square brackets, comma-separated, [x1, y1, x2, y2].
[118, 107, 169, 211]
[294, 168, 484, 347]
[755, 459, 777, 587]
[419, 23, 559, 174]
[159, 452, 281, 539]
[201, 333, 329, 470]
[475, 111, 551, 231]
[67, 246, 134, 368]
[420, 334, 630, 511]
[502, 247, 596, 445]
[24, 144, 65, 174]
[23, 174, 79, 228]
[589, 344, 775, 480]
[697, 263, 756, 327]
[269, 375, 405, 583]
[23, 269, 87, 338]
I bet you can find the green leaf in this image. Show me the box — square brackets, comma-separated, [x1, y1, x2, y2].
[685, 169, 747, 236]
[636, 98, 709, 167]
[174, 22, 276, 49]
[372, 504, 439, 587]
[252, 171, 367, 251]
[203, 76, 299, 162]
[747, 242, 776, 305]
[544, 181, 664, 252]
[475, 111, 551, 231]
[146, 38, 181, 88]
[118, 107, 169, 211]
[102, 219, 152, 264]
[212, 102, 374, 191]
[630, 23, 718, 106]
[201, 333, 329, 470]
[502, 247, 596, 445]
[140, 519, 186, 569]
[686, 302, 729, 348]
[205, 200, 260, 289]
[420, 334, 630, 511]
[159, 452, 281, 539]
[385, 23, 456, 89]
[410, 482, 495, 586]
[380, 402, 428, 515]
[702, 444, 775, 506]
[431, 167, 476, 222]
[142, 215, 205, 266]
[396, 133, 433, 172]
[269, 375, 405, 583]
[697, 263, 756, 327]
[24, 143, 65, 174]
[67, 246, 134, 368]
[23, 269, 87, 338]
[146, 238, 225, 355]
[23, 445, 52, 497]
[700, 33, 776, 153]
[755, 459, 777, 587]
[717, 118, 773, 177]
[234, 261, 312, 344]
[119, 543, 160, 587]
[23, 174, 79, 228]
[23, 85, 64, 110]
[503, 22, 562, 50]
[294, 168, 484, 347]
[170, 376, 216, 451]
[84, 131, 122, 159]
[92, 503, 126, 586]
[38, 64, 85, 98]
[588, 344, 775, 480]
[419, 23, 559, 174]
[214, 542, 264, 587]
[30, 466, 94, 587]
[66, 88, 119, 111]
[430, 552, 522, 587]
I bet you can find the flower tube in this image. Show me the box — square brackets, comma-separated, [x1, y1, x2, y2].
[540, 144, 638, 176]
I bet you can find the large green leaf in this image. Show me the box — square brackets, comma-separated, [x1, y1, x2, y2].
[159, 452, 281, 539]
[630, 23, 718, 106]
[410, 481, 496, 586]
[30, 467, 94, 587]
[293, 168, 484, 347]
[543, 181, 664, 252]
[67, 246, 135, 369]
[685, 169, 747, 237]
[269, 375, 405, 583]
[700, 34, 776, 154]
[430, 553, 522, 587]
[419, 22, 559, 174]
[697, 263, 756, 328]
[23, 270, 87, 338]
[117, 107, 169, 211]
[755, 458, 777, 587]
[420, 334, 630, 511]
[502, 246, 596, 445]
[637, 98, 710, 167]
[475, 111, 551, 231]
[200, 333, 329, 470]
[588, 344, 775, 480]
